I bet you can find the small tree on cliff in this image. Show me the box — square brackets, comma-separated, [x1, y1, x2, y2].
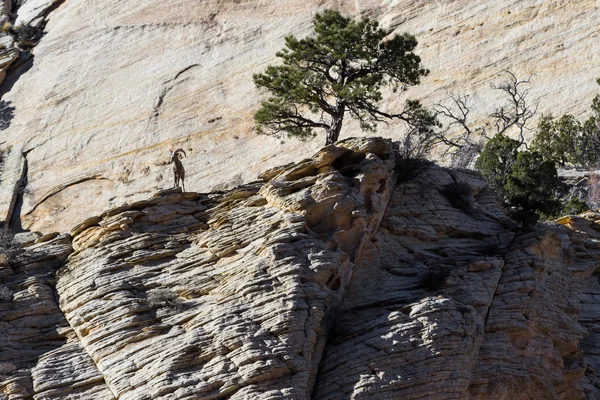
[476, 134, 560, 226]
[253, 10, 432, 145]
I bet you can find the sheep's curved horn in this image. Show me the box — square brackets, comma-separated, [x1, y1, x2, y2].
[173, 148, 187, 158]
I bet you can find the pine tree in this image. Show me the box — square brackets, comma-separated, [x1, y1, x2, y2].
[253, 10, 432, 145]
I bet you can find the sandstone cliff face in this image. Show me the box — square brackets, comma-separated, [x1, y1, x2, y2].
[1, 0, 600, 234]
[2, 138, 600, 399]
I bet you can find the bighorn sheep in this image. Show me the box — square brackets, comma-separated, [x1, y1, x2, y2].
[170, 149, 187, 192]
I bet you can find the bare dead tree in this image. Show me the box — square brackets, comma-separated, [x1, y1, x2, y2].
[434, 94, 486, 168]
[434, 71, 537, 167]
[489, 71, 537, 148]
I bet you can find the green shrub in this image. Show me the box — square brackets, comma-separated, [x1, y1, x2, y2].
[440, 181, 472, 213]
[560, 196, 589, 216]
[11, 24, 41, 50]
[531, 114, 580, 166]
[503, 150, 561, 225]
[420, 266, 451, 291]
[475, 134, 519, 193]
[476, 134, 560, 226]
[531, 79, 600, 168]
[145, 289, 184, 311]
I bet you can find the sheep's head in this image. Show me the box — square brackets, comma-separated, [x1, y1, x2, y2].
[170, 148, 187, 163]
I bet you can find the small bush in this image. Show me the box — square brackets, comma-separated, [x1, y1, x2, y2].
[561, 196, 589, 216]
[0, 285, 12, 302]
[145, 289, 183, 311]
[504, 151, 561, 226]
[1, 22, 12, 33]
[420, 266, 451, 291]
[529, 79, 600, 168]
[440, 181, 472, 213]
[11, 24, 41, 50]
[476, 134, 560, 226]
[394, 156, 432, 183]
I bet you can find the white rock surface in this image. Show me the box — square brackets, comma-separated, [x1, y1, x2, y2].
[0, 234, 114, 399]
[15, 0, 63, 26]
[1, 0, 600, 233]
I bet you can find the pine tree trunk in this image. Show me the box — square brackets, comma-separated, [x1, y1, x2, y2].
[325, 115, 344, 146]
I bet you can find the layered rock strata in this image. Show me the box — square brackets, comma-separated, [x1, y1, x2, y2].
[0, 234, 114, 399]
[313, 167, 600, 400]
[2, 138, 600, 399]
[54, 138, 396, 399]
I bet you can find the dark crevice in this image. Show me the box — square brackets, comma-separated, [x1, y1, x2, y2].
[39, 0, 66, 21]
[332, 150, 365, 177]
[0, 99, 15, 130]
[464, 229, 519, 395]
[152, 64, 200, 118]
[7, 149, 27, 232]
[309, 152, 401, 399]
[24, 175, 111, 216]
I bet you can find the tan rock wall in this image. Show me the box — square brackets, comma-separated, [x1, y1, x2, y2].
[1, 0, 600, 233]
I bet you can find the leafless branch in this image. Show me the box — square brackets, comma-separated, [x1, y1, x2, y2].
[490, 71, 537, 148]
[433, 71, 538, 167]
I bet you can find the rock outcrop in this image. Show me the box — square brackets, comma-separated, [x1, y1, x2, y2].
[2, 138, 600, 399]
[0, 233, 114, 399]
[1, 0, 600, 234]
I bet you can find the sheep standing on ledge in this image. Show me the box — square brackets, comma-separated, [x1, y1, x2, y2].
[170, 149, 187, 192]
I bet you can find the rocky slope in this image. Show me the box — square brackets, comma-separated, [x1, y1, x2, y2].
[1, 0, 600, 234]
[2, 138, 600, 399]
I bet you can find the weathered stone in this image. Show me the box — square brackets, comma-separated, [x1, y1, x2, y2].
[2, 138, 600, 399]
[52, 138, 396, 399]
[34, 231, 59, 243]
[0, 235, 114, 399]
[15, 0, 63, 26]
[12, 231, 41, 246]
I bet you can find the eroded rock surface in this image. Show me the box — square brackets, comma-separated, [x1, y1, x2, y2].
[314, 170, 600, 400]
[313, 167, 512, 399]
[54, 138, 395, 399]
[2, 138, 600, 399]
[0, 234, 114, 399]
